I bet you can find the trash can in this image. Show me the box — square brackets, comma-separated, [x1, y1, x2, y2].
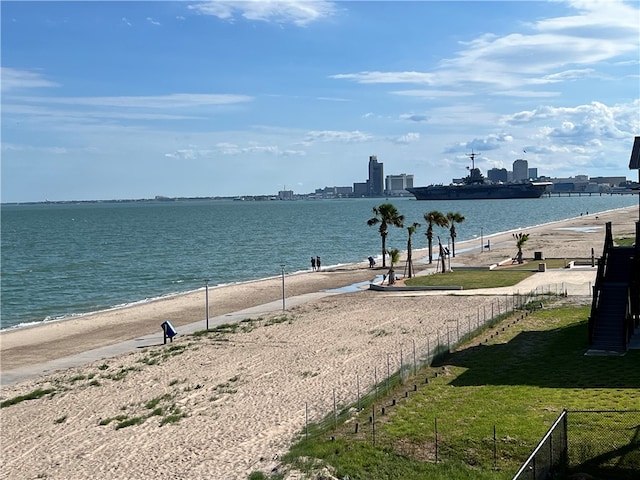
[538, 263, 546, 272]
[161, 321, 178, 343]
[534, 251, 544, 260]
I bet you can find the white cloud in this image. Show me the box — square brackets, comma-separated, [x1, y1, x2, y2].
[189, 0, 338, 26]
[303, 130, 372, 144]
[166, 144, 308, 160]
[464, 134, 514, 153]
[503, 100, 638, 141]
[332, 0, 639, 92]
[393, 132, 420, 145]
[492, 90, 561, 98]
[1, 68, 59, 92]
[392, 89, 473, 99]
[539, 69, 595, 83]
[146, 17, 161, 26]
[331, 71, 435, 84]
[11, 93, 253, 109]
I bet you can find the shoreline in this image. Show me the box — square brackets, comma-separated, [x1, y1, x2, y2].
[0, 206, 637, 479]
[1, 206, 637, 374]
[2, 205, 635, 334]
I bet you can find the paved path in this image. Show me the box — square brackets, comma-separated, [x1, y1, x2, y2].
[1, 291, 337, 387]
[0, 267, 599, 387]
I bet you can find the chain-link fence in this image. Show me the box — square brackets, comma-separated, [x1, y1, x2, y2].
[512, 410, 640, 480]
[567, 410, 640, 478]
[300, 287, 562, 441]
[512, 410, 568, 480]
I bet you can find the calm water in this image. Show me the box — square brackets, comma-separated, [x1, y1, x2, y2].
[1, 195, 637, 330]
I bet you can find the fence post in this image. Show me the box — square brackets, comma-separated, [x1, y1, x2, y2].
[372, 405, 376, 446]
[493, 425, 497, 470]
[386, 353, 391, 393]
[412, 339, 416, 376]
[374, 367, 378, 399]
[434, 417, 439, 463]
[562, 409, 568, 471]
[333, 389, 337, 431]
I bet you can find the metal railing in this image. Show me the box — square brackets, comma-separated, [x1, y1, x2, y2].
[512, 410, 640, 480]
[512, 410, 568, 480]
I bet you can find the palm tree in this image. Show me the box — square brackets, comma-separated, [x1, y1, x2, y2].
[423, 210, 448, 264]
[386, 248, 401, 285]
[513, 232, 530, 264]
[405, 222, 420, 278]
[367, 203, 405, 268]
[446, 212, 466, 257]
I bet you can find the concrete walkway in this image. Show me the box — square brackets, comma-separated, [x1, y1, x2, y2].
[1, 291, 337, 387]
[0, 267, 600, 387]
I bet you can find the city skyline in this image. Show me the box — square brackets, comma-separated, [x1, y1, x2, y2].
[2, 1, 639, 203]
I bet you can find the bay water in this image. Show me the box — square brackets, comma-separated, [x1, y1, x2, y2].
[1, 195, 637, 330]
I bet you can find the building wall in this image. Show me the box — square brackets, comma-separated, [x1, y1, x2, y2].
[353, 182, 368, 197]
[368, 155, 384, 196]
[385, 174, 414, 195]
[487, 168, 508, 182]
[512, 159, 529, 181]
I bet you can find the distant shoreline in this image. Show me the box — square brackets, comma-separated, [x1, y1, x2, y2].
[3, 190, 638, 206]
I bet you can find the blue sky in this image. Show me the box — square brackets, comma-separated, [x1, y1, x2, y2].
[1, 0, 639, 202]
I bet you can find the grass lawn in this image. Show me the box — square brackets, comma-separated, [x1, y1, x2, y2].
[278, 304, 640, 480]
[614, 237, 636, 247]
[405, 269, 534, 289]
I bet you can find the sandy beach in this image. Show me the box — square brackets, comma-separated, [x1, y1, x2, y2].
[1, 206, 637, 480]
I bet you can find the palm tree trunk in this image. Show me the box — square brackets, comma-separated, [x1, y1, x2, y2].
[381, 235, 387, 268]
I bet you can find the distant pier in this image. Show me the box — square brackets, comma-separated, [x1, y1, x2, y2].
[543, 191, 638, 197]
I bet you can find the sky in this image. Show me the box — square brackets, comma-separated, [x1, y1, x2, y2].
[1, 0, 639, 202]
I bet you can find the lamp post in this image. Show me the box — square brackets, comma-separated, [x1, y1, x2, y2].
[481, 227, 484, 253]
[204, 278, 210, 330]
[280, 264, 286, 311]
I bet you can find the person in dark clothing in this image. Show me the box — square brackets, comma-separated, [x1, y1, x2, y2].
[311, 256, 316, 271]
[316, 256, 321, 271]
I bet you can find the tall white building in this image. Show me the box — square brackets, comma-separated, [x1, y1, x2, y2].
[385, 174, 414, 195]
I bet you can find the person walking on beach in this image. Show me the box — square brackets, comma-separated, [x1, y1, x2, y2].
[311, 256, 316, 271]
[368, 256, 375, 268]
[316, 256, 321, 271]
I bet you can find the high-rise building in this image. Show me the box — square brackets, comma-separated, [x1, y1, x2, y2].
[528, 168, 538, 179]
[385, 174, 414, 195]
[512, 159, 529, 181]
[368, 155, 384, 196]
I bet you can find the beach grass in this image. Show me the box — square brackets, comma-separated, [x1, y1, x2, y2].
[281, 304, 640, 480]
[0, 388, 55, 408]
[405, 269, 534, 289]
